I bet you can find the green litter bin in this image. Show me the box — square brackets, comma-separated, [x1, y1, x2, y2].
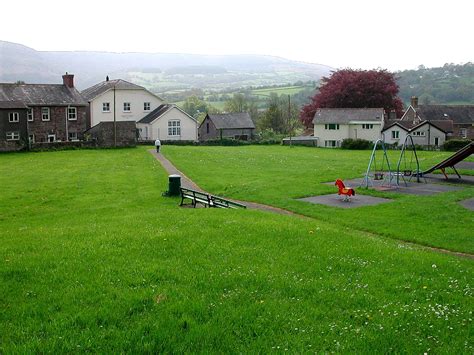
[168, 174, 181, 196]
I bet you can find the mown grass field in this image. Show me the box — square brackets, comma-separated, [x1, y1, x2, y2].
[1, 147, 473, 353]
[164, 145, 474, 254]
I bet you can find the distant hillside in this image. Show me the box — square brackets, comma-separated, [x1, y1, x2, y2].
[397, 63, 474, 105]
[0, 41, 333, 91]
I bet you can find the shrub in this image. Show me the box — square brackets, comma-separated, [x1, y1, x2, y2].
[443, 139, 472, 151]
[341, 138, 373, 150]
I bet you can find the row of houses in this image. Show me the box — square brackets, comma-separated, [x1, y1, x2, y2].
[311, 97, 473, 148]
[0, 73, 256, 151]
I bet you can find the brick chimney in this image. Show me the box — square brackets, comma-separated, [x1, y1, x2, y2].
[410, 96, 418, 108]
[62, 72, 74, 88]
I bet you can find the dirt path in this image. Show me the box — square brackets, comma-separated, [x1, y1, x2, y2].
[149, 149, 473, 260]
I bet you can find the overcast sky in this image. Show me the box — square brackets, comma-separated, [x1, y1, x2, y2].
[1, 0, 473, 71]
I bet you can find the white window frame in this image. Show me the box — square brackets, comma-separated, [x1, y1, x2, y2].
[42, 107, 50, 121]
[144, 102, 151, 111]
[325, 123, 340, 130]
[6, 131, 20, 141]
[325, 140, 338, 148]
[413, 131, 425, 137]
[47, 134, 56, 143]
[29, 134, 35, 143]
[102, 102, 110, 112]
[392, 130, 399, 139]
[27, 108, 34, 121]
[68, 132, 78, 141]
[8, 112, 20, 123]
[362, 124, 373, 129]
[168, 120, 181, 137]
[459, 128, 467, 138]
[68, 107, 77, 121]
[123, 102, 131, 112]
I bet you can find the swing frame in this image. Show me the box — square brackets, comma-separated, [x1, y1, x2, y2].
[396, 134, 422, 184]
[362, 139, 393, 188]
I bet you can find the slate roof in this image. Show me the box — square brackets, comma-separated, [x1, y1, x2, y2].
[0, 83, 87, 106]
[81, 79, 147, 102]
[416, 105, 474, 124]
[312, 108, 385, 124]
[0, 100, 27, 109]
[206, 113, 255, 129]
[138, 104, 173, 124]
[383, 119, 452, 134]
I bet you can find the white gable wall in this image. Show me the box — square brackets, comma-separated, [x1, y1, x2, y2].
[137, 107, 197, 141]
[89, 89, 164, 127]
[383, 126, 408, 146]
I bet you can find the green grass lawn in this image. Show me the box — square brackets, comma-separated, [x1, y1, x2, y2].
[163, 145, 474, 254]
[0, 148, 473, 352]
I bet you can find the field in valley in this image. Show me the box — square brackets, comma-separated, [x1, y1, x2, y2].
[0, 147, 472, 352]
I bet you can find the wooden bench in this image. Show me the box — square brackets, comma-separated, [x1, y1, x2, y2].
[210, 195, 246, 209]
[179, 187, 246, 209]
[180, 187, 212, 208]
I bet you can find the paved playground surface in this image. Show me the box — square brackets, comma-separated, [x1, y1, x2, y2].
[459, 197, 474, 211]
[298, 194, 393, 209]
[338, 177, 463, 196]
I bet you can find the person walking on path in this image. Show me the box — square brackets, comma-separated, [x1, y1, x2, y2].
[155, 138, 161, 153]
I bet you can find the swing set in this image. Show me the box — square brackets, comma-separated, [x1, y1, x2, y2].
[362, 135, 424, 189]
[395, 134, 423, 185]
[362, 139, 392, 188]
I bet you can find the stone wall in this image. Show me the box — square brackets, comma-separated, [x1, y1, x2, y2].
[86, 121, 137, 147]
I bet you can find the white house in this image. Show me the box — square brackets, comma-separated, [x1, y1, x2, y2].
[81, 78, 164, 128]
[137, 104, 198, 141]
[382, 120, 448, 147]
[312, 108, 385, 147]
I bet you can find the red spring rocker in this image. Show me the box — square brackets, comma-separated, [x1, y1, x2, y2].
[335, 179, 355, 202]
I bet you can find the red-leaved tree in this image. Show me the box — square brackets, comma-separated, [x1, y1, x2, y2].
[300, 69, 404, 127]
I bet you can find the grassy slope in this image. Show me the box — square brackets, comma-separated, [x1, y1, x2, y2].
[0, 148, 472, 353]
[163, 146, 474, 254]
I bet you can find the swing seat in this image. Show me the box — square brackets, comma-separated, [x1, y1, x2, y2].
[403, 170, 412, 177]
[374, 172, 384, 180]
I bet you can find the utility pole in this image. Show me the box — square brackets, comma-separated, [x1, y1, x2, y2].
[288, 94, 292, 147]
[113, 84, 117, 147]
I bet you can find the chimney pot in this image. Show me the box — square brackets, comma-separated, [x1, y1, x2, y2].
[411, 96, 418, 108]
[106, 75, 109, 81]
[62, 73, 74, 88]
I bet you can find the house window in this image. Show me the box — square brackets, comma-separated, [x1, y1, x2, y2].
[8, 112, 20, 123]
[42, 107, 50, 121]
[123, 102, 131, 112]
[206, 122, 210, 134]
[413, 131, 426, 137]
[460, 128, 467, 138]
[68, 107, 77, 120]
[144, 102, 151, 111]
[168, 120, 181, 136]
[362, 124, 373, 129]
[103, 102, 110, 112]
[68, 132, 78, 141]
[392, 131, 399, 139]
[29, 134, 35, 143]
[6, 131, 20, 141]
[325, 140, 338, 148]
[27, 108, 34, 121]
[47, 134, 56, 143]
[325, 124, 339, 130]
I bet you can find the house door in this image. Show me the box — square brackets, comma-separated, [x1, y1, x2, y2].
[47, 134, 56, 143]
[434, 137, 439, 146]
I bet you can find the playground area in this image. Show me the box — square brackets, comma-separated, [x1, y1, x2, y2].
[299, 139, 474, 209]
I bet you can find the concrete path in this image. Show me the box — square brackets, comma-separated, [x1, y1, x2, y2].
[460, 197, 474, 211]
[149, 150, 304, 217]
